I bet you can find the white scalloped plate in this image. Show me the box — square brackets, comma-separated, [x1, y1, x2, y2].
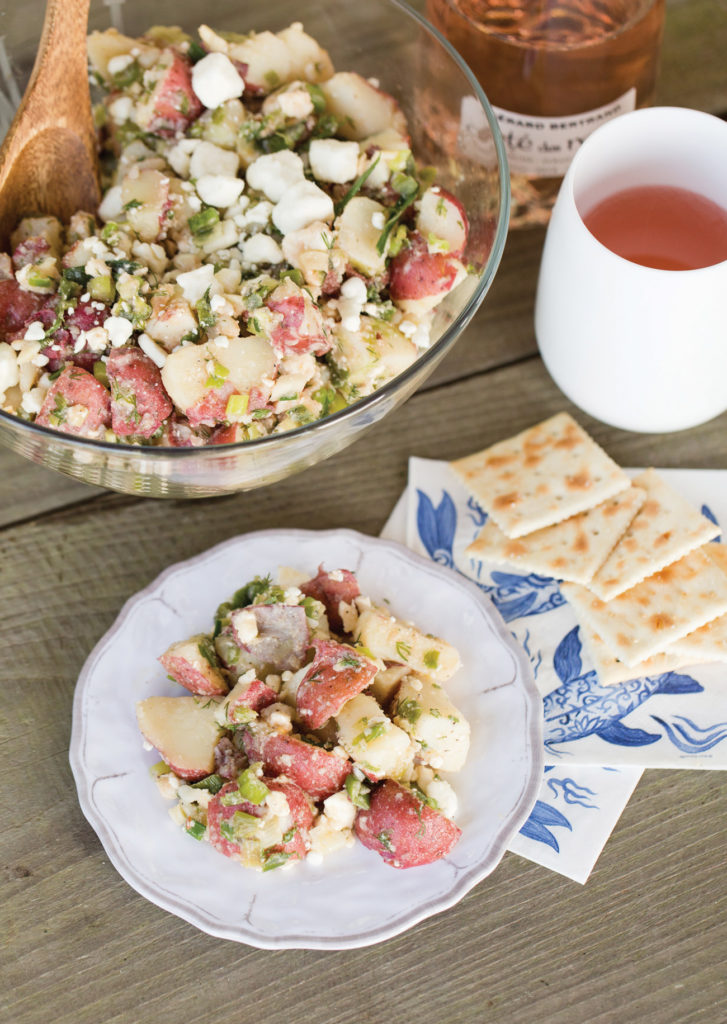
[70, 529, 542, 949]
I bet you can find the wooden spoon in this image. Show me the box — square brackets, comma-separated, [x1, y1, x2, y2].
[0, 0, 99, 247]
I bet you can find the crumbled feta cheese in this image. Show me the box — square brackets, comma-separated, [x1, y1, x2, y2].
[308, 139, 360, 184]
[230, 608, 258, 644]
[31, 351, 49, 368]
[371, 211, 386, 230]
[166, 138, 199, 178]
[200, 220, 239, 255]
[240, 233, 283, 267]
[337, 275, 368, 332]
[322, 790, 356, 831]
[191, 52, 245, 109]
[195, 174, 245, 209]
[273, 180, 334, 235]
[85, 327, 110, 353]
[246, 151, 305, 204]
[105, 316, 133, 348]
[189, 141, 239, 180]
[107, 53, 134, 75]
[426, 777, 458, 819]
[276, 88, 314, 120]
[235, 200, 273, 230]
[20, 386, 45, 415]
[210, 293, 234, 316]
[23, 320, 46, 342]
[261, 702, 294, 732]
[0, 343, 19, 396]
[80, 292, 91, 303]
[398, 319, 417, 338]
[108, 96, 134, 125]
[16, 340, 41, 365]
[65, 404, 89, 429]
[265, 789, 290, 818]
[175, 263, 216, 305]
[340, 277, 367, 304]
[138, 333, 167, 367]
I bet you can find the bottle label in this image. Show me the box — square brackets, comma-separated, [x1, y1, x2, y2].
[492, 88, 637, 177]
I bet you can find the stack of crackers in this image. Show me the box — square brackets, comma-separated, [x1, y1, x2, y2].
[453, 412, 727, 685]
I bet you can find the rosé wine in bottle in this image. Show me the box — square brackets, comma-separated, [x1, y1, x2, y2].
[426, 0, 666, 227]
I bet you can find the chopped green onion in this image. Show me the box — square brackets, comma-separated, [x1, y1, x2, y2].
[205, 359, 229, 388]
[225, 392, 249, 419]
[261, 849, 291, 872]
[190, 773, 224, 794]
[345, 773, 371, 809]
[334, 155, 380, 217]
[88, 275, 115, 303]
[196, 288, 216, 331]
[237, 764, 269, 805]
[189, 206, 220, 238]
[185, 820, 206, 840]
[149, 760, 170, 778]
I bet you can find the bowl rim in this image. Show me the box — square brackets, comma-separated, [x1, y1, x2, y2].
[0, 0, 510, 459]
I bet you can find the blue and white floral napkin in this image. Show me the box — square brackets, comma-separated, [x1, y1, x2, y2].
[380, 459, 727, 883]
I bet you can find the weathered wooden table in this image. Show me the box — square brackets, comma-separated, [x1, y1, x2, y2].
[2, 2, 726, 1021]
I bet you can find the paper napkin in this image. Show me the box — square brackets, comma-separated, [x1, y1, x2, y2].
[408, 458, 727, 771]
[378, 459, 727, 881]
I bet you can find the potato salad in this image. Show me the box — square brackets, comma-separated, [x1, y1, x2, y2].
[0, 22, 471, 447]
[137, 566, 470, 870]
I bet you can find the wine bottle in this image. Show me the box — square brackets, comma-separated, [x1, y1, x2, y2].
[426, 0, 666, 227]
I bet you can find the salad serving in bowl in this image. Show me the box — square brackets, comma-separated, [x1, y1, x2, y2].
[0, 0, 508, 497]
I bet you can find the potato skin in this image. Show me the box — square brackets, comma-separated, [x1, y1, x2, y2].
[242, 727, 350, 801]
[207, 777, 313, 862]
[354, 779, 461, 868]
[296, 638, 378, 729]
[300, 565, 360, 634]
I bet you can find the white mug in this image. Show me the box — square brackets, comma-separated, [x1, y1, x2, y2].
[534, 106, 727, 433]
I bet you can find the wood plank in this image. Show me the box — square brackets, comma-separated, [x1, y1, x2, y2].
[2, 357, 727, 1024]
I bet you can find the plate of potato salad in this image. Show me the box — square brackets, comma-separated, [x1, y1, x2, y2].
[71, 530, 542, 948]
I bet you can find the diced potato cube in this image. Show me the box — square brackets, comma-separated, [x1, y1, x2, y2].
[393, 675, 470, 772]
[335, 693, 414, 780]
[354, 606, 461, 681]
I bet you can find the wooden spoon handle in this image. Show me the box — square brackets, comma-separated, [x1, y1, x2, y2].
[0, 0, 99, 245]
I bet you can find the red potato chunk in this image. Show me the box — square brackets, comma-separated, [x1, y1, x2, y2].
[159, 635, 228, 696]
[389, 231, 463, 309]
[12, 236, 50, 271]
[186, 380, 236, 429]
[300, 565, 360, 634]
[296, 638, 378, 730]
[106, 347, 173, 438]
[265, 278, 331, 357]
[242, 725, 351, 801]
[0, 279, 43, 341]
[319, 72, 408, 141]
[224, 676, 278, 722]
[136, 695, 224, 780]
[354, 779, 461, 868]
[35, 365, 111, 436]
[416, 187, 469, 259]
[228, 603, 310, 675]
[207, 777, 313, 865]
[24, 300, 106, 373]
[135, 50, 202, 136]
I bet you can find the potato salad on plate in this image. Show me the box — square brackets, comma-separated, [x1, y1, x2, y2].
[138, 565, 471, 871]
[0, 22, 470, 446]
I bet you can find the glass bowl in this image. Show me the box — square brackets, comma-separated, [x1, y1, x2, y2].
[0, 0, 509, 498]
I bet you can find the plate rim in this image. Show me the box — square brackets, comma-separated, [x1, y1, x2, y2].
[70, 527, 543, 949]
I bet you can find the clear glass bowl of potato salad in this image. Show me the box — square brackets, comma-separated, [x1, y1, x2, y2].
[0, 0, 508, 496]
